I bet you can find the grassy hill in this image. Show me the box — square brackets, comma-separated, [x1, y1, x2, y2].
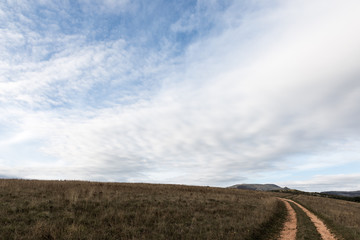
[0, 179, 286, 240]
[2, 179, 359, 239]
[228, 184, 283, 191]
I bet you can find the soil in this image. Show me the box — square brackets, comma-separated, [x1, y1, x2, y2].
[277, 198, 338, 240]
[278, 199, 297, 240]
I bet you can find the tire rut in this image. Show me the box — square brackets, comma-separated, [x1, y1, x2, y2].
[277, 198, 338, 240]
[278, 198, 297, 240]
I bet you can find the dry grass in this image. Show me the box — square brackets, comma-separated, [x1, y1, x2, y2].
[287, 194, 360, 240]
[0, 179, 285, 240]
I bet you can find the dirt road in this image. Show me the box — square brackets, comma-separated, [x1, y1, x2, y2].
[278, 198, 338, 240]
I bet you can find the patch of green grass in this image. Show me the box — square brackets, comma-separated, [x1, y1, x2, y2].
[289, 202, 321, 240]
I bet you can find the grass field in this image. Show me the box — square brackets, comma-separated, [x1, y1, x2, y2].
[0, 179, 286, 240]
[286, 194, 360, 240]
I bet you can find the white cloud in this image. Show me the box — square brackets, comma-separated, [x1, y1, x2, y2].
[79, 0, 131, 14]
[1, 0, 360, 189]
[284, 174, 360, 192]
[0, 36, 145, 109]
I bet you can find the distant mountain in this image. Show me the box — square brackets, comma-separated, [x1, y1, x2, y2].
[228, 184, 284, 191]
[321, 191, 360, 197]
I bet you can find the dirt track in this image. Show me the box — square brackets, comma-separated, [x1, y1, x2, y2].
[278, 199, 297, 240]
[278, 198, 338, 240]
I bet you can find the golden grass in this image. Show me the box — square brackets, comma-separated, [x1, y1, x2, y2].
[0, 179, 285, 240]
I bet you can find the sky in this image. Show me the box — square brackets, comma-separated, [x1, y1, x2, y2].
[1, 0, 360, 192]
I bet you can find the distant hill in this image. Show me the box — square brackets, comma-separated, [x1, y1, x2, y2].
[228, 184, 284, 191]
[321, 191, 360, 197]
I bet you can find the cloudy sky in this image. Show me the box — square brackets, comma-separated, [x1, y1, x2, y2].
[1, 0, 360, 192]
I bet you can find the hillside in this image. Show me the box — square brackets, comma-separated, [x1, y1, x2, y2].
[2, 179, 359, 239]
[228, 183, 284, 191]
[321, 190, 360, 197]
[0, 179, 285, 240]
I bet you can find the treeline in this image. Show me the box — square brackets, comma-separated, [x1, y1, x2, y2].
[271, 189, 360, 203]
[320, 194, 360, 203]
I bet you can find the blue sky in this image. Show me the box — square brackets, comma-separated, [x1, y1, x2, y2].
[1, 0, 360, 191]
